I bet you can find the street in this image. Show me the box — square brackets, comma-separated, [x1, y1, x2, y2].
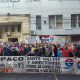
[0, 73, 80, 80]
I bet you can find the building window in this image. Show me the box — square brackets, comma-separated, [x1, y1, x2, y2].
[49, 15, 55, 29]
[5, 26, 8, 32]
[56, 15, 63, 29]
[71, 14, 80, 28]
[11, 25, 15, 32]
[71, 15, 77, 28]
[17, 24, 21, 32]
[36, 15, 41, 30]
[78, 14, 80, 27]
[49, 15, 63, 29]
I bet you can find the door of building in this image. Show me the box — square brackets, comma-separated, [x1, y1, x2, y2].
[8, 38, 18, 42]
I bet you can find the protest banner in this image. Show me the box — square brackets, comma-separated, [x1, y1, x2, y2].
[75, 58, 80, 74]
[0, 56, 25, 73]
[41, 36, 65, 44]
[25, 36, 41, 44]
[0, 56, 76, 74]
[41, 36, 57, 43]
[25, 56, 61, 73]
[57, 36, 65, 44]
[59, 57, 75, 74]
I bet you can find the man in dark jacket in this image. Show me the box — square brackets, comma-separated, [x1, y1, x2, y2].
[3, 44, 12, 56]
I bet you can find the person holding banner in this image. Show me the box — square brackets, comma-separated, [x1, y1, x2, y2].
[19, 44, 25, 56]
[57, 44, 62, 57]
[3, 44, 12, 56]
[51, 44, 58, 57]
[37, 45, 44, 56]
[0, 45, 3, 56]
[24, 44, 31, 56]
[61, 44, 70, 57]
[27, 44, 36, 56]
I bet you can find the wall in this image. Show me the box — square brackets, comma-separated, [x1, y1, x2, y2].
[0, 0, 80, 35]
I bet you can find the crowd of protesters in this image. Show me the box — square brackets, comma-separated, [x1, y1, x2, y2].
[0, 41, 80, 57]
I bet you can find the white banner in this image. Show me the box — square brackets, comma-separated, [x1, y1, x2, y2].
[26, 36, 41, 44]
[0, 56, 25, 73]
[25, 56, 60, 73]
[0, 56, 77, 74]
[41, 36, 65, 43]
[60, 57, 75, 74]
[75, 58, 80, 74]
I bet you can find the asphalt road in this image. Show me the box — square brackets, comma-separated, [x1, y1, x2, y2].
[0, 73, 80, 80]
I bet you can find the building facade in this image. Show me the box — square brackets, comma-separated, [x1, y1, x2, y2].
[0, 0, 80, 42]
[0, 14, 30, 42]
